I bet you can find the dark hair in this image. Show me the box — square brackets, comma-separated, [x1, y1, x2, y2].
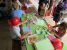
[38, 2, 45, 16]
[39, 0, 49, 5]
[60, 22, 67, 28]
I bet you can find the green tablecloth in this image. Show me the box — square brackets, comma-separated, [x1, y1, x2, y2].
[21, 13, 67, 50]
[21, 13, 53, 50]
[63, 44, 67, 50]
[34, 38, 54, 50]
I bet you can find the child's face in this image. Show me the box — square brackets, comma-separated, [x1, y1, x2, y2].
[41, 3, 45, 9]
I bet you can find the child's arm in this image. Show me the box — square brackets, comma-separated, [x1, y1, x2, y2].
[15, 29, 32, 40]
[49, 24, 60, 31]
[18, 19, 28, 25]
[53, 32, 61, 39]
[50, 29, 61, 39]
[52, 24, 60, 28]
[21, 32, 32, 40]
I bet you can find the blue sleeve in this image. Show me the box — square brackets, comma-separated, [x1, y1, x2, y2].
[21, 10, 25, 14]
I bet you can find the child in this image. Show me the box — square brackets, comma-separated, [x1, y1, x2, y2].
[21, 0, 33, 13]
[38, 0, 49, 16]
[9, 2, 31, 50]
[39, 3, 45, 16]
[51, 22, 67, 39]
[11, 2, 25, 18]
[8, 17, 31, 50]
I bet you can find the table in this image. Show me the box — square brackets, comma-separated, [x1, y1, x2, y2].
[21, 13, 67, 50]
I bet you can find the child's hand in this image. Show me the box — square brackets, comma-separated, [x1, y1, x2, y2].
[21, 22, 23, 25]
[21, 32, 32, 39]
[20, 19, 28, 25]
[21, 34, 28, 39]
[27, 32, 32, 36]
[24, 19, 28, 23]
[48, 26, 53, 31]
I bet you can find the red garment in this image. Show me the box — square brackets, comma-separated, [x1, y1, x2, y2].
[22, 4, 27, 13]
[45, 9, 51, 16]
[52, 38, 63, 50]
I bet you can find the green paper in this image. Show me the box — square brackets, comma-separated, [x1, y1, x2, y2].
[34, 38, 54, 50]
[24, 39, 34, 50]
[34, 19, 47, 28]
[21, 13, 35, 22]
[63, 44, 67, 50]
